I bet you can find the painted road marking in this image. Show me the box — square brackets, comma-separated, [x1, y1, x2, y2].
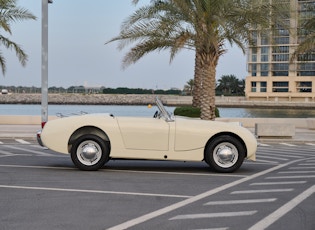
[106, 159, 306, 230]
[278, 171, 315, 174]
[15, 139, 31, 144]
[280, 143, 297, 147]
[103, 169, 246, 178]
[258, 155, 289, 161]
[298, 163, 315, 166]
[0, 164, 245, 179]
[5, 145, 53, 156]
[204, 198, 277, 206]
[248, 185, 315, 230]
[305, 143, 315, 146]
[0, 164, 72, 170]
[169, 211, 257, 220]
[250, 181, 306, 186]
[259, 152, 303, 159]
[0, 185, 192, 199]
[289, 166, 315, 169]
[0, 150, 15, 157]
[267, 175, 315, 179]
[231, 189, 293, 194]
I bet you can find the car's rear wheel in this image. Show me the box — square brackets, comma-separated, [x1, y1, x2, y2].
[205, 135, 245, 173]
[71, 134, 109, 171]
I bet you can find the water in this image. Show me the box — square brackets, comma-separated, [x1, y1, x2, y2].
[0, 104, 315, 118]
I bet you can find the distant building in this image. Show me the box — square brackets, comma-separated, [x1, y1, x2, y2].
[245, 0, 315, 102]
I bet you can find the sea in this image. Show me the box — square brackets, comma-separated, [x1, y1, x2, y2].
[0, 104, 315, 118]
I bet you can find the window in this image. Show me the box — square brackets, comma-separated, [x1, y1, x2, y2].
[272, 54, 289, 62]
[260, 82, 267, 92]
[272, 46, 289, 53]
[272, 81, 289, 92]
[273, 37, 290, 44]
[272, 63, 289, 76]
[261, 35, 269, 45]
[298, 63, 315, 76]
[251, 82, 257, 92]
[261, 64, 269, 76]
[250, 64, 257, 76]
[296, 81, 312, 93]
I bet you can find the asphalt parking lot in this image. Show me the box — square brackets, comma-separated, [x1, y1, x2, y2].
[0, 141, 314, 230]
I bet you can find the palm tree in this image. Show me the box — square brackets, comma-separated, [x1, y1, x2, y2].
[108, 0, 288, 120]
[183, 79, 194, 96]
[294, 15, 315, 56]
[217, 75, 244, 96]
[0, 0, 36, 75]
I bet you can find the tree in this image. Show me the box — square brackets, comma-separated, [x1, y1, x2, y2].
[294, 9, 315, 57]
[216, 75, 244, 96]
[183, 79, 194, 96]
[108, 0, 288, 120]
[0, 0, 36, 75]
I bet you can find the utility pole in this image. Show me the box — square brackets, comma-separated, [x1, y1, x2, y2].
[41, 0, 53, 126]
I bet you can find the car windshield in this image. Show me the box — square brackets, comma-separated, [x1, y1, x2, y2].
[155, 97, 174, 122]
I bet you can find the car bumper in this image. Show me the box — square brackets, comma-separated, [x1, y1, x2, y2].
[37, 130, 44, 147]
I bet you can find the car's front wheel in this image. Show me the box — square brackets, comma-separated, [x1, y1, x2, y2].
[71, 134, 109, 171]
[205, 135, 245, 173]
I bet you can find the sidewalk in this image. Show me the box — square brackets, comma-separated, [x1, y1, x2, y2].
[0, 124, 315, 144]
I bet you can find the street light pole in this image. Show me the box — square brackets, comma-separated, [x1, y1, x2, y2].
[41, 0, 52, 126]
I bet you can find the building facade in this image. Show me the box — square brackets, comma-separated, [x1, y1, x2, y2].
[245, 0, 315, 102]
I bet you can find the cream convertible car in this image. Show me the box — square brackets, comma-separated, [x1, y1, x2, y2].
[37, 98, 257, 172]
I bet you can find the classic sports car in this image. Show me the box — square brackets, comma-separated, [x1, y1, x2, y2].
[37, 97, 257, 172]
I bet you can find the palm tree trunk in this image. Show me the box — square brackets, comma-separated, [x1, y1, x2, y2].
[200, 54, 216, 120]
[192, 51, 202, 108]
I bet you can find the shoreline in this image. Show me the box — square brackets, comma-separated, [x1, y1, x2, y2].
[0, 115, 314, 129]
[1, 93, 315, 108]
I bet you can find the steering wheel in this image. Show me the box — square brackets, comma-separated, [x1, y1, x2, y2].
[153, 110, 159, 118]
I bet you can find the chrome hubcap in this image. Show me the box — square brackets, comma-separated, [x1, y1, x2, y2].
[77, 140, 102, 166]
[213, 142, 238, 168]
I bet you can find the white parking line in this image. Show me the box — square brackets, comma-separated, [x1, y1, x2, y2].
[280, 143, 297, 147]
[103, 169, 246, 178]
[248, 185, 315, 230]
[305, 143, 315, 146]
[0, 150, 15, 156]
[231, 189, 293, 194]
[5, 145, 53, 156]
[0, 164, 73, 170]
[204, 198, 276, 205]
[278, 171, 315, 174]
[169, 211, 257, 220]
[106, 159, 304, 230]
[267, 175, 315, 179]
[15, 139, 31, 144]
[250, 181, 306, 186]
[258, 155, 289, 161]
[259, 152, 303, 159]
[298, 163, 315, 166]
[289, 166, 315, 169]
[0, 185, 192, 198]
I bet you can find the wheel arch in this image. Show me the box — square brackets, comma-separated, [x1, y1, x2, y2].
[204, 132, 247, 159]
[68, 126, 111, 153]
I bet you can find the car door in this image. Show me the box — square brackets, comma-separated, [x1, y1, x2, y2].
[116, 117, 170, 151]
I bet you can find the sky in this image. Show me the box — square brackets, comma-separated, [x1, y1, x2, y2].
[1, 0, 248, 90]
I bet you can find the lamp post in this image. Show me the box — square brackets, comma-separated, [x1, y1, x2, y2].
[41, 0, 52, 126]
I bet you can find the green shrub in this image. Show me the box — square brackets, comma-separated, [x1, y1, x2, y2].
[174, 106, 220, 118]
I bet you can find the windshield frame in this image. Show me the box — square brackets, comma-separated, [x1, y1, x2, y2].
[155, 97, 174, 122]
